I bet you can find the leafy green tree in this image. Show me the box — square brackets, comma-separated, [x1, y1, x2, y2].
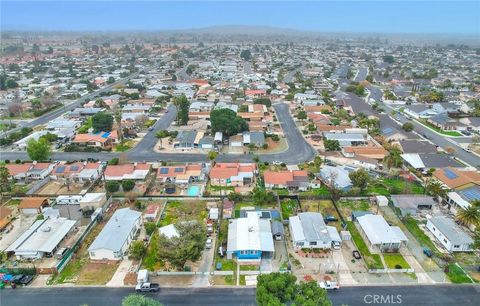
[210, 108, 248, 136]
[106, 181, 120, 193]
[174, 95, 190, 126]
[122, 179, 135, 191]
[252, 187, 276, 206]
[155, 130, 170, 139]
[129, 241, 147, 260]
[292, 281, 332, 306]
[254, 98, 271, 107]
[107, 76, 115, 84]
[227, 192, 243, 202]
[0, 166, 10, 196]
[256, 273, 297, 305]
[240, 49, 251, 61]
[296, 110, 307, 120]
[208, 151, 218, 161]
[122, 294, 163, 306]
[383, 55, 395, 63]
[6, 79, 18, 89]
[157, 222, 206, 269]
[92, 112, 114, 132]
[144, 222, 157, 236]
[26, 138, 51, 161]
[456, 203, 480, 228]
[108, 157, 119, 165]
[324, 139, 340, 151]
[349, 168, 370, 191]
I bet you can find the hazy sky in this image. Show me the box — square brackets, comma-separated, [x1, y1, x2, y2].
[2, 1, 479, 34]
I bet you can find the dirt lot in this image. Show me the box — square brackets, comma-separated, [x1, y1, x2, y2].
[37, 180, 89, 195]
[300, 200, 342, 230]
[76, 262, 119, 285]
[149, 275, 195, 286]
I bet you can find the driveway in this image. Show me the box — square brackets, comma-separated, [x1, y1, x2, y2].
[192, 235, 215, 287]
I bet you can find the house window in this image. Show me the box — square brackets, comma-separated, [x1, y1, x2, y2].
[310, 241, 317, 246]
[453, 245, 460, 248]
[297, 242, 304, 247]
[443, 239, 448, 244]
[90, 251, 95, 257]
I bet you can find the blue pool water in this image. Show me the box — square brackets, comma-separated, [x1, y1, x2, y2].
[187, 185, 200, 196]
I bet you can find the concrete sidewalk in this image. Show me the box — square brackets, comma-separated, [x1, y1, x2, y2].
[106, 259, 133, 287]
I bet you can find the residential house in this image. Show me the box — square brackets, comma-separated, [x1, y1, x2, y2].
[157, 163, 207, 186]
[6, 216, 76, 259]
[289, 212, 341, 250]
[72, 131, 118, 149]
[104, 163, 151, 181]
[226, 212, 274, 261]
[356, 214, 408, 252]
[18, 197, 49, 215]
[390, 195, 435, 216]
[88, 208, 142, 261]
[324, 133, 367, 147]
[342, 146, 388, 160]
[426, 216, 473, 252]
[209, 163, 257, 187]
[318, 165, 353, 192]
[144, 205, 160, 222]
[264, 170, 309, 191]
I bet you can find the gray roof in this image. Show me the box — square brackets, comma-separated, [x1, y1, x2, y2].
[324, 133, 364, 141]
[176, 131, 197, 144]
[89, 208, 141, 252]
[250, 131, 265, 146]
[199, 136, 214, 145]
[318, 165, 352, 189]
[391, 195, 435, 215]
[406, 104, 431, 114]
[295, 212, 330, 242]
[429, 216, 473, 245]
[399, 140, 437, 154]
[419, 153, 463, 168]
[271, 220, 285, 236]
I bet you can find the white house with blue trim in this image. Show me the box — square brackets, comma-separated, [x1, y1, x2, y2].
[226, 212, 274, 262]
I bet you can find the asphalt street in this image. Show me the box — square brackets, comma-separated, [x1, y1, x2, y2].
[1, 285, 479, 306]
[1, 73, 139, 138]
[346, 87, 480, 167]
[0, 103, 317, 164]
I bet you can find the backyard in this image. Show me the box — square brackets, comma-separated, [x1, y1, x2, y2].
[365, 177, 425, 196]
[300, 199, 342, 230]
[280, 199, 298, 220]
[159, 200, 207, 227]
[346, 221, 384, 270]
[403, 216, 440, 256]
[337, 198, 372, 218]
[298, 186, 331, 198]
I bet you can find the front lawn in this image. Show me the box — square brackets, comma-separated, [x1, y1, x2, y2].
[446, 263, 475, 283]
[215, 257, 236, 271]
[114, 140, 134, 152]
[239, 264, 259, 271]
[419, 119, 463, 137]
[346, 221, 384, 270]
[383, 254, 411, 270]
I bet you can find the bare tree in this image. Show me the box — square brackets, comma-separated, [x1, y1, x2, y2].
[134, 114, 148, 127]
[7, 103, 22, 116]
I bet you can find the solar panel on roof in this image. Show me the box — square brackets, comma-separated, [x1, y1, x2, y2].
[460, 189, 480, 201]
[70, 165, 79, 171]
[443, 168, 458, 179]
[174, 167, 184, 173]
[159, 168, 169, 174]
[55, 166, 66, 173]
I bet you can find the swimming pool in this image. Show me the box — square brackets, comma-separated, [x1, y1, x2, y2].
[187, 185, 201, 197]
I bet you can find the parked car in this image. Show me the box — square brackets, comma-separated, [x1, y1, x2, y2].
[319, 281, 339, 290]
[352, 250, 361, 259]
[324, 215, 338, 223]
[272, 161, 282, 165]
[11, 274, 24, 284]
[461, 130, 471, 136]
[135, 282, 160, 292]
[205, 237, 212, 249]
[423, 247, 433, 258]
[18, 275, 34, 285]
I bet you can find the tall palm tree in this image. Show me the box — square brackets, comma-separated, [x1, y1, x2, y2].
[425, 180, 447, 202]
[456, 205, 480, 228]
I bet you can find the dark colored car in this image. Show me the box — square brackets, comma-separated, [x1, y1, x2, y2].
[353, 250, 362, 259]
[11, 275, 24, 284]
[423, 248, 433, 258]
[324, 215, 338, 223]
[18, 275, 34, 285]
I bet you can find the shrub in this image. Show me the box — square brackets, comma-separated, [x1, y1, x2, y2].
[122, 179, 135, 192]
[106, 181, 120, 193]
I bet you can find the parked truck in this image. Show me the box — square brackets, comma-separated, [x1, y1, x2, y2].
[137, 269, 149, 284]
[319, 281, 340, 290]
[135, 282, 160, 292]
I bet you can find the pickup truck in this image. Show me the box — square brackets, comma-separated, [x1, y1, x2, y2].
[319, 281, 340, 290]
[135, 282, 160, 292]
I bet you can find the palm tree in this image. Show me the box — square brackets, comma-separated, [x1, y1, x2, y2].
[383, 148, 402, 169]
[425, 180, 447, 202]
[456, 205, 480, 228]
[114, 110, 123, 142]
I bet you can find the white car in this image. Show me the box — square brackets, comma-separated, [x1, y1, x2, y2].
[272, 161, 282, 165]
[319, 281, 339, 290]
[205, 237, 212, 249]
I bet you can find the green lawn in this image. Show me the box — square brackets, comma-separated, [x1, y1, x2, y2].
[446, 263, 475, 283]
[365, 177, 425, 196]
[419, 119, 463, 137]
[403, 216, 440, 256]
[274, 188, 289, 196]
[114, 141, 133, 152]
[346, 222, 384, 270]
[337, 199, 371, 217]
[281, 199, 297, 220]
[209, 185, 235, 192]
[383, 254, 411, 269]
[215, 257, 236, 271]
[239, 264, 259, 271]
[299, 186, 331, 197]
[77, 117, 92, 134]
[159, 200, 207, 227]
[234, 202, 257, 218]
